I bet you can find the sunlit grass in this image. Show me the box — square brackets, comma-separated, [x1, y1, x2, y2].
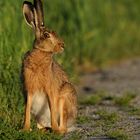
[107, 129, 131, 140]
[113, 92, 137, 107]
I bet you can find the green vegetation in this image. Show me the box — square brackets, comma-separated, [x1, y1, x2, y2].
[127, 107, 140, 116]
[80, 91, 137, 107]
[0, 0, 140, 139]
[80, 94, 103, 105]
[113, 92, 136, 107]
[90, 109, 129, 139]
[66, 132, 82, 140]
[76, 116, 91, 124]
[96, 110, 119, 125]
[0, 129, 62, 140]
[107, 129, 131, 140]
[79, 92, 140, 139]
[90, 109, 131, 140]
[93, 110, 120, 132]
[79, 91, 111, 105]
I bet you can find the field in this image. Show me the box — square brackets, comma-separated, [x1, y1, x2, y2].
[0, 0, 140, 139]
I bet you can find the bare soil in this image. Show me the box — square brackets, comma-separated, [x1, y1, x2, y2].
[66, 58, 140, 140]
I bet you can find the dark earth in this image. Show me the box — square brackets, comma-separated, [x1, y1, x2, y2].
[64, 58, 140, 140]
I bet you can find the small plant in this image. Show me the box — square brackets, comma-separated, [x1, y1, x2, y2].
[76, 116, 91, 124]
[67, 132, 82, 140]
[80, 94, 102, 105]
[79, 91, 110, 105]
[107, 129, 131, 140]
[114, 92, 136, 107]
[125, 107, 140, 116]
[96, 110, 119, 125]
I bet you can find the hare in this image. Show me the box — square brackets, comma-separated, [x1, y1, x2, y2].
[22, 0, 77, 134]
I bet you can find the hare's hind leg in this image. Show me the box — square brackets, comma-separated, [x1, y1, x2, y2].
[59, 83, 77, 133]
[24, 93, 33, 131]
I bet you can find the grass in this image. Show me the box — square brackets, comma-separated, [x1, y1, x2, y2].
[0, 0, 140, 139]
[90, 109, 131, 139]
[80, 94, 103, 105]
[127, 107, 140, 116]
[93, 110, 120, 132]
[66, 132, 82, 140]
[89, 109, 132, 140]
[79, 91, 110, 105]
[80, 91, 137, 107]
[0, 129, 63, 140]
[113, 92, 137, 107]
[78, 91, 140, 139]
[76, 116, 91, 124]
[107, 129, 131, 140]
[96, 110, 119, 125]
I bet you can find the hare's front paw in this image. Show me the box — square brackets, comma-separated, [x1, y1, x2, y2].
[23, 126, 32, 131]
[37, 123, 44, 129]
[58, 127, 67, 134]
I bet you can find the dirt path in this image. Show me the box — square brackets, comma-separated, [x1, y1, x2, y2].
[66, 59, 140, 140]
[78, 58, 140, 95]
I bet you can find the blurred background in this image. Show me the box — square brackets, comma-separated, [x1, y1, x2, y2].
[0, 0, 140, 138]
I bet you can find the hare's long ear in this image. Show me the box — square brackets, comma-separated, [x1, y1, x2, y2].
[23, 1, 35, 29]
[34, 0, 44, 27]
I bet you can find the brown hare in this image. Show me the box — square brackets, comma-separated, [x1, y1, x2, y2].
[22, 0, 77, 134]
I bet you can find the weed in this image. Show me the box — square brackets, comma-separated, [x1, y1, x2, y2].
[80, 94, 102, 105]
[67, 132, 82, 140]
[96, 110, 119, 125]
[76, 116, 91, 124]
[123, 107, 140, 116]
[114, 92, 136, 107]
[79, 91, 111, 105]
[107, 129, 131, 140]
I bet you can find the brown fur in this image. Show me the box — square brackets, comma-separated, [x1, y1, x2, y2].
[23, 48, 77, 133]
[22, 1, 77, 134]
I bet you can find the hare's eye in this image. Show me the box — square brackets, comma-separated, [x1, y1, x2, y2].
[44, 32, 50, 38]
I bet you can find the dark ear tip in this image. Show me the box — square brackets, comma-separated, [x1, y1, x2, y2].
[23, 1, 29, 4]
[23, 1, 32, 6]
[23, 1, 34, 11]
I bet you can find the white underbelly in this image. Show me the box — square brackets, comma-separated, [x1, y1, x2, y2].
[31, 91, 51, 127]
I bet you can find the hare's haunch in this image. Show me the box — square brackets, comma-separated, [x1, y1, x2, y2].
[22, 0, 77, 134]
